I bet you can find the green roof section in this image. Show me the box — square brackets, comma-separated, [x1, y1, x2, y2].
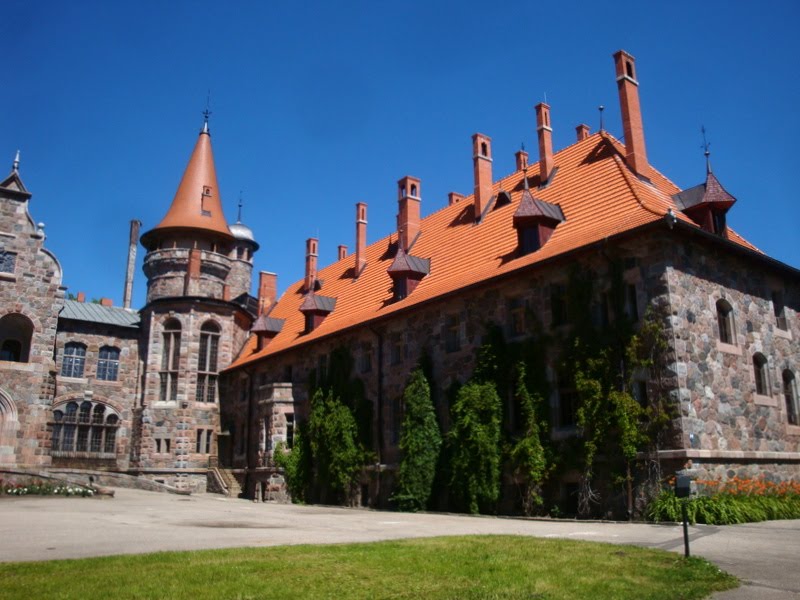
[60, 299, 140, 329]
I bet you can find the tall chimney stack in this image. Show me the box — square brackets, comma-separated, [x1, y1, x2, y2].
[304, 238, 318, 292]
[535, 103, 554, 184]
[257, 271, 277, 315]
[613, 50, 650, 178]
[472, 133, 493, 222]
[397, 176, 421, 251]
[355, 202, 367, 277]
[122, 219, 141, 309]
[575, 124, 590, 142]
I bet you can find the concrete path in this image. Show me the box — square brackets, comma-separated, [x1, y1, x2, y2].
[1, 489, 798, 598]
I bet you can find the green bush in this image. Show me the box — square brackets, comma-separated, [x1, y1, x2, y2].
[647, 488, 800, 525]
[392, 369, 442, 512]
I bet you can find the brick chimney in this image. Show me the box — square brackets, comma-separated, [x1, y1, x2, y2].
[613, 50, 650, 178]
[576, 124, 590, 141]
[515, 148, 529, 171]
[536, 103, 554, 184]
[355, 202, 367, 277]
[257, 271, 277, 315]
[472, 133, 493, 222]
[397, 176, 421, 251]
[448, 192, 465, 206]
[100, 298, 113, 307]
[122, 219, 140, 309]
[338, 245, 347, 261]
[304, 238, 318, 292]
[76, 291, 85, 303]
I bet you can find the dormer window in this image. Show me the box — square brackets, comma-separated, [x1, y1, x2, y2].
[299, 293, 336, 333]
[672, 171, 736, 236]
[512, 184, 564, 256]
[387, 245, 430, 301]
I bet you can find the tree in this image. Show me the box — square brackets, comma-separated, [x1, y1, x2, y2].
[306, 389, 363, 504]
[448, 381, 502, 514]
[392, 369, 442, 511]
[273, 423, 311, 503]
[509, 362, 548, 515]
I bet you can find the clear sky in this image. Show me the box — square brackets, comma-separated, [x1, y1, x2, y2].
[2, 0, 798, 308]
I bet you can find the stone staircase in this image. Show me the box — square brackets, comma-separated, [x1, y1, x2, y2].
[207, 457, 243, 497]
[216, 467, 242, 497]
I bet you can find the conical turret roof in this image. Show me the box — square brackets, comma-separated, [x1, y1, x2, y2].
[141, 125, 233, 247]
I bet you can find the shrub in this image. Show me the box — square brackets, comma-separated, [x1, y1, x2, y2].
[392, 369, 442, 512]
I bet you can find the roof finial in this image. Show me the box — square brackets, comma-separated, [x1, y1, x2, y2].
[598, 105, 605, 132]
[701, 125, 712, 174]
[202, 90, 212, 134]
[237, 190, 243, 223]
[12, 150, 20, 173]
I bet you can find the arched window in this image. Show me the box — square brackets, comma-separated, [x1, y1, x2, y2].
[97, 346, 120, 381]
[716, 299, 735, 345]
[196, 321, 220, 403]
[160, 319, 181, 403]
[61, 342, 87, 378]
[51, 401, 119, 457]
[784, 370, 798, 426]
[753, 353, 770, 396]
[0, 313, 34, 363]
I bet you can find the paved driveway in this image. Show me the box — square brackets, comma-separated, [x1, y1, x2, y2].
[1, 489, 798, 598]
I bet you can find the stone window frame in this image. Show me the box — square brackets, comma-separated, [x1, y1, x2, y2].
[507, 296, 526, 339]
[195, 428, 213, 454]
[550, 283, 568, 328]
[444, 314, 461, 353]
[359, 342, 373, 374]
[159, 318, 182, 404]
[550, 366, 578, 440]
[51, 400, 119, 457]
[0, 312, 34, 363]
[389, 333, 403, 366]
[752, 352, 771, 399]
[196, 320, 221, 403]
[97, 345, 120, 381]
[782, 370, 799, 427]
[61, 342, 87, 378]
[0, 250, 16, 274]
[154, 435, 172, 455]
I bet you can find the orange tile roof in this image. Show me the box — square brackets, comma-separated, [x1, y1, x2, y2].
[227, 132, 759, 370]
[141, 128, 233, 247]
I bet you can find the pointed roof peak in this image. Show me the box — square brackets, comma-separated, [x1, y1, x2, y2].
[141, 126, 233, 247]
[12, 150, 20, 173]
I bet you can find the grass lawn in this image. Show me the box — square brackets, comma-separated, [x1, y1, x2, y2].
[0, 535, 736, 599]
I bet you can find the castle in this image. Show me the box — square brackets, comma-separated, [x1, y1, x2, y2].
[1, 50, 798, 506]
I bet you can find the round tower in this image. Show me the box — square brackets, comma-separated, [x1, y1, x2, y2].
[135, 119, 259, 492]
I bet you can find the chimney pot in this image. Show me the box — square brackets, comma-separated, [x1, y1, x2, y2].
[472, 133, 493, 222]
[305, 238, 318, 292]
[258, 271, 277, 315]
[355, 202, 367, 277]
[397, 176, 421, 251]
[338, 244, 347, 261]
[515, 149, 529, 171]
[613, 50, 650, 178]
[535, 103, 554, 184]
[100, 298, 113, 307]
[575, 124, 590, 141]
[77, 291, 85, 303]
[448, 192, 465, 206]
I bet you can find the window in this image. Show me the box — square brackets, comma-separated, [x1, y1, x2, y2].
[0, 313, 33, 362]
[772, 291, 787, 331]
[784, 370, 798, 426]
[508, 298, 526, 338]
[0, 250, 16, 273]
[753, 353, 770, 396]
[360, 343, 372, 373]
[159, 319, 181, 403]
[592, 293, 611, 328]
[196, 428, 213, 454]
[196, 321, 220, 403]
[155, 436, 171, 454]
[61, 342, 87, 378]
[519, 226, 541, 255]
[97, 346, 120, 381]
[551, 284, 567, 327]
[317, 354, 328, 382]
[632, 380, 649, 407]
[716, 299, 735, 345]
[51, 401, 120, 456]
[557, 370, 577, 428]
[286, 413, 295, 449]
[389, 334, 402, 366]
[444, 314, 460, 353]
[712, 210, 726, 235]
[624, 284, 639, 322]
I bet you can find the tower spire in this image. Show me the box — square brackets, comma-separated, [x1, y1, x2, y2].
[12, 150, 19, 173]
[701, 125, 712, 174]
[202, 90, 212, 134]
[237, 191, 243, 223]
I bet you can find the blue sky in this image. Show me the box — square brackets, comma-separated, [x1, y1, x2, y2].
[2, 1, 798, 307]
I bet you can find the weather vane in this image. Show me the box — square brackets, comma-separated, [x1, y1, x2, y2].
[203, 90, 212, 129]
[238, 191, 243, 222]
[701, 125, 712, 173]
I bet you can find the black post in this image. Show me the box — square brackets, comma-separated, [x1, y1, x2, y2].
[681, 500, 690, 558]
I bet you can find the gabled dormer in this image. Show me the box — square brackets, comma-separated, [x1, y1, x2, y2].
[251, 315, 284, 351]
[513, 170, 565, 255]
[387, 244, 430, 301]
[299, 291, 336, 333]
[672, 170, 736, 236]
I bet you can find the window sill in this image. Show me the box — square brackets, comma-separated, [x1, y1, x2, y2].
[58, 376, 88, 384]
[0, 361, 36, 372]
[753, 393, 777, 407]
[194, 402, 218, 409]
[0, 272, 16, 282]
[774, 328, 792, 340]
[787, 425, 800, 436]
[94, 380, 122, 387]
[716, 341, 741, 356]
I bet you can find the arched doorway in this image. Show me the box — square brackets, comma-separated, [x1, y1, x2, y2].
[0, 390, 19, 465]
